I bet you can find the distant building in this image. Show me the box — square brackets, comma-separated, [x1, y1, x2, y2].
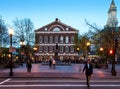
[104, 0, 120, 61]
[35, 18, 79, 62]
[105, 0, 118, 28]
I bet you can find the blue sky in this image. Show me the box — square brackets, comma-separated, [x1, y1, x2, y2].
[0, 0, 120, 34]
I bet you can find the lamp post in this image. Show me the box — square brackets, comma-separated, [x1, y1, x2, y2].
[8, 27, 14, 76]
[77, 47, 80, 60]
[33, 47, 37, 63]
[20, 39, 25, 65]
[110, 26, 118, 76]
[100, 47, 104, 60]
[77, 47, 80, 55]
[111, 38, 117, 76]
[86, 42, 90, 60]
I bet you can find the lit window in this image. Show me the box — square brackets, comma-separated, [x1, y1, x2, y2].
[71, 36, 74, 43]
[65, 36, 69, 43]
[39, 36, 42, 43]
[50, 36, 53, 43]
[55, 36, 58, 43]
[44, 36, 48, 43]
[60, 36, 63, 43]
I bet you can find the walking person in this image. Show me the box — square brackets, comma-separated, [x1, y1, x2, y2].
[49, 58, 52, 68]
[26, 59, 32, 75]
[52, 59, 56, 69]
[83, 60, 93, 87]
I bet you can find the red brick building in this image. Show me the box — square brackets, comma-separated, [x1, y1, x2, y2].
[35, 18, 79, 62]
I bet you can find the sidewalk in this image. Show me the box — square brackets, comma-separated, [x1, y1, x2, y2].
[0, 63, 120, 79]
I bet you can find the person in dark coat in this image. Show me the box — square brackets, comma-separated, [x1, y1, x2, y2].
[49, 58, 52, 68]
[26, 59, 32, 75]
[83, 60, 93, 87]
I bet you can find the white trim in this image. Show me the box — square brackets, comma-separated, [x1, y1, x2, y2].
[36, 43, 75, 46]
[48, 25, 65, 31]
[35, 53, 78, 56]
[35, 31, 78, 34]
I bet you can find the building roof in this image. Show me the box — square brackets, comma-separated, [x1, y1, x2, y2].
[35, 18, 79, 32]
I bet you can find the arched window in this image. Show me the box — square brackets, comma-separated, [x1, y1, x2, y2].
[60, 46, 64, 52]
[39, 46, 42, 52]
[60, 36, 63, 43]
[50, 36, 53, 43]
[71, 36, 74, 43]
[44, 46, 48, 52]
[44, 36, 48, 43]
[49, 46, 53, 52]
[53, 27, 61, 31]
[39, 36, 42, 43]
[70, 46, 74, 52]
[65, 36, 69, 43]
[65, 46, 69, 52]
[55, 36, 58, 43]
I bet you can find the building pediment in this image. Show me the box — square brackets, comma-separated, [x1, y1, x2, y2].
[35, 18, 79, 33]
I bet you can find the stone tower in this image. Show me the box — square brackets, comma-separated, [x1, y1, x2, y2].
[106, 0, 118, 27]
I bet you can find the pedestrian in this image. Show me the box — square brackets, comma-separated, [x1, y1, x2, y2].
[26, 59, 32, 75]
[49, 58, 52, 68]
[52, 59, 56, 69]
[83, 60, 93, 87]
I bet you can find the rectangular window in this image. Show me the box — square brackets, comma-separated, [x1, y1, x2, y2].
[39, 36, 42, 43]
[60, 46, 64, 52]
[65, 46, 69, 52]
[39, 46, 42, 52]
[49, 46, 53, 52]
[70, 46, 74, 52]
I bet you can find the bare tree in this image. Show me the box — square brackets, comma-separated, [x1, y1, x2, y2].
[0, 16, 9, 56]
[85, 19, 120, 60]
[13, 18, 34, 57]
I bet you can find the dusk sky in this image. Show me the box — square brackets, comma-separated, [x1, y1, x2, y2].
[0, 0, 120, 34]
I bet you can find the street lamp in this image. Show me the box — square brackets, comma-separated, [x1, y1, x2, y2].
[33, 47, 37, 63]
[77, 47, 80, 55]
[86, 42, 90, 59]
[86, 42, 90, 46]
[77, 47, 80, 61]
[8, 27, 14, 76]
[100, 47, 104, 51]
[100, 47, 104, 60]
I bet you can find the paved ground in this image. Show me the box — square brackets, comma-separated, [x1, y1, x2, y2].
[0, 63, 120, 79]
[0, 78, 120, 89]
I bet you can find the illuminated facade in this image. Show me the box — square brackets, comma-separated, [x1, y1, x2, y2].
[35, 18, 79, 62]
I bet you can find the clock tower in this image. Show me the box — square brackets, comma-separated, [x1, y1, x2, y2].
[106, 0, 118, 27]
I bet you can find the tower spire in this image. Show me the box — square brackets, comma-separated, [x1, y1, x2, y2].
[105, 0, 118, 27]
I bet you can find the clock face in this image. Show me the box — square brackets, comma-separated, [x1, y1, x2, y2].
[53, 27, 61, 31]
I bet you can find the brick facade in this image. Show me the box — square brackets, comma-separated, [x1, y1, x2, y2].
[35, 18, 79, 62]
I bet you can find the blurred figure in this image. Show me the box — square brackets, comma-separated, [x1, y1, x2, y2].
[49, 57, 52, 68]
[83, 60, 93, 87]
[26, 59, 32, 75]
[52, 59, 56, 69]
